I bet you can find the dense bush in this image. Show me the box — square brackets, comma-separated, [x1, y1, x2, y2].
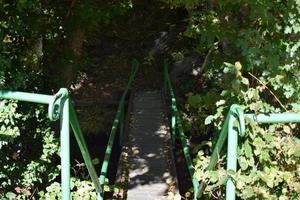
[0, 0, 133, 199]
[1, 1, 62, 198]
[1, 0, 300, 199]
[0, 100, 60, 199]
[163, 0, 300, 199]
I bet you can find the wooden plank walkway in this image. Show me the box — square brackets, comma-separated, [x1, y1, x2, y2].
[114, 90, 178, 200]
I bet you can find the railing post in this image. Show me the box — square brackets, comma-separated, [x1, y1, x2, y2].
[119, 104, 125, 146]
[225, 105, 244, 200]
[164, 62, 199, 199]
[69, 102, 103, 197]
[225, 114, 238, 200]
[0, 88, 111, 200]
[98, 59, 139, 199]
[60, 92, 70, 200]
[197, 114, 230, 198]
[171, 100, 176, 146]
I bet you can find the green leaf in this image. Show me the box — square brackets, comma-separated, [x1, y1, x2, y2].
[239, 156, 248, 170]
[209, 171, 219, 183]
[284, 26, 292, 34]
[187, 95, 201, 108]
[264, 133, 274, 142]
[223, 67, 230, 73]
[241, 77, 249, 85]
[294, 146, 300, 157]
[266, 179, 274, 188]
[223, 62, 235, 73]
[260, 150, 270, 162]
[5, 192, 17, 199]
[92, 158, 100, 165]
[235, 61, 242, 71]
[283, 125, 291, 134]
[242, 187, 254, 198]
[244, 140, 253, 159]
[204, 115, 214, 125]
[224, 62, 235, 68]
[216, 99, 225, 107]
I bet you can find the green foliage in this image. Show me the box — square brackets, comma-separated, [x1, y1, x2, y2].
[163, 0, 300, 199]
[1, 2, 63, 198]
[0, 103, 60, 199]
[1, 0, 300, 199]
[68, 0, 133, 30]
[39, 178, 97, 200]
[0, 100, 21, 145]
[233, 123, 300, 199]
[1, 0, 134, 198]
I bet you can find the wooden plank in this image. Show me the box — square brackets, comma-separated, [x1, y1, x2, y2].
[114, 91, 179, 199]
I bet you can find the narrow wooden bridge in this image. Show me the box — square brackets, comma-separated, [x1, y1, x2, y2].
[114, 90, 178, 199]
[2, 60, 296, 200]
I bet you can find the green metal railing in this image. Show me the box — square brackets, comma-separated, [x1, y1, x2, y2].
[3, 59, 299, 200]
[98, 59, 139, 199]
[163, 62, 300, 200]
[0, 88, 101, 200]
[198, 109, 300, 200]
[197, 104, 245, 199]
[0, 59, 139, 200]
[163, 62, 199, 199]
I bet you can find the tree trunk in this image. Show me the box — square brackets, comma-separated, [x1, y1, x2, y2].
[43, 0, 85, 89]
[63, 27, 85, 87]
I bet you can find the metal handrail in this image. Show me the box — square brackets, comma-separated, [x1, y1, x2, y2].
[198, 110, 300, 200]
[3, 60, 298, 200]
[163, 62, 300, 200]
[197, 104, 245, 200]
[98, 59, 139, 199]
[0, 88, 101, 200]
[0, 59, 139, 200]
[163, 62, 199, 199]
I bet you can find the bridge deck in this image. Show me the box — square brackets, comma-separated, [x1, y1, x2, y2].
[115, 90, 178, 199]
